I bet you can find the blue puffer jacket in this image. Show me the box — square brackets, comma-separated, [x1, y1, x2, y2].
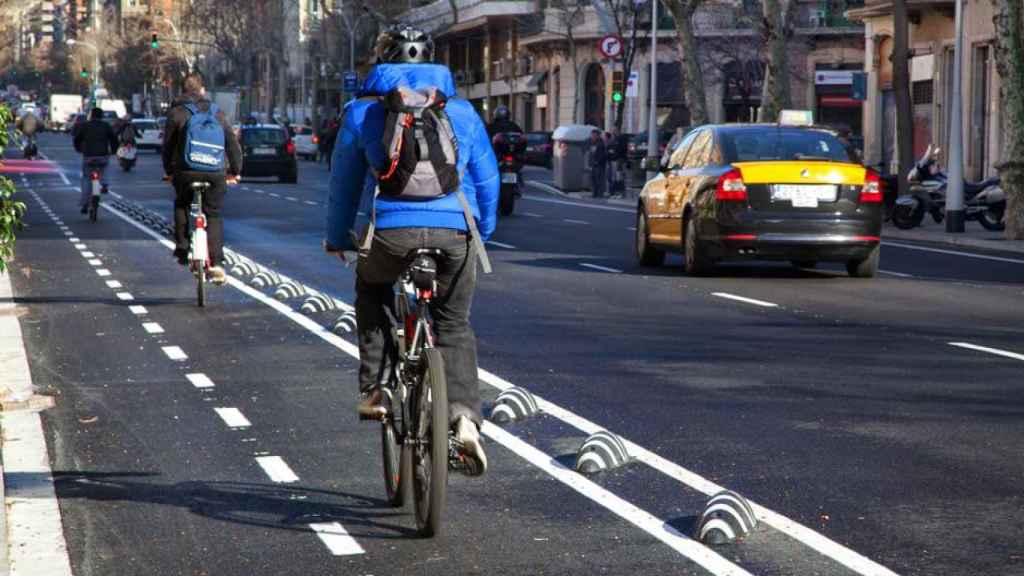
[325, 64, 499, 251]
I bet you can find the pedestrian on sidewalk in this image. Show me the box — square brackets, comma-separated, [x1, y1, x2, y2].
[589, 129, 608, 199]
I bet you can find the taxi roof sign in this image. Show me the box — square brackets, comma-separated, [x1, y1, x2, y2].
[778, 109, 814, 126]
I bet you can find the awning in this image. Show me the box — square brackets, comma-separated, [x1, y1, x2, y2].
[525, 71, 548, 92]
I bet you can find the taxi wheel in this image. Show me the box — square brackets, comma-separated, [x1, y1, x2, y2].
[683, 217, 712, 276]
[846, 246, 879, 278]
[636, 210, 665, 267]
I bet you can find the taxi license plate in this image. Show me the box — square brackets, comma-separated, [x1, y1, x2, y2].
[772, 184, 837, 208]
[501, 172, 518, 184]
[254, 147, 276, 155]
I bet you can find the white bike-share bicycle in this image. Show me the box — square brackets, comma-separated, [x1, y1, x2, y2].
[188, 181, 212, 307]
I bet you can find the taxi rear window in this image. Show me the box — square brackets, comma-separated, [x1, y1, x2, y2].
[242, 128, 286, 145]
[721, 128, 853, 163]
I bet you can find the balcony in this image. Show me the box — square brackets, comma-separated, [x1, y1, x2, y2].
[398, 0, 537, 35]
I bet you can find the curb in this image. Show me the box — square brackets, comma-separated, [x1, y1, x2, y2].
[882, 225, 1024, 256]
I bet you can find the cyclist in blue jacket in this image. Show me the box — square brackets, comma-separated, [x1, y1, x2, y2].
[325, 26, 499, 474]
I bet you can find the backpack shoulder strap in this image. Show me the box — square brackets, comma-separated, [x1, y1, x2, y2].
[455, 188, 492, 274]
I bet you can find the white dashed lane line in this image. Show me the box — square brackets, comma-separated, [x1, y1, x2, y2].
[80, 251, 95, 258]
[162, 346, 188, 361]
[563, 218, 589, 225]
[115, 292, 134, 301]
[96, 269, 111, 277]
[303, 200, 317, 206]
[88, 259, 102, 266]
[486, 240, 516, 249]
[711, 292, 780, 308]
[129, 305, 148, 315]
[142, 322, 165, 334]
[255, 456, 300, 483]
[579, 263, 623, 274]
[948, 342, 1024, 362]
[213, 407, 251, 429]
[186, 373, 215, 389]
[106, 280, 123, 288]
[879, 270, 913, 278]
[310, 523, 366, 557]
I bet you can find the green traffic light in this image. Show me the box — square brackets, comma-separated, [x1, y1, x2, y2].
[612, 92, 623, 103]
[80, 69, 88, 78]
[151, 34, 159, 49]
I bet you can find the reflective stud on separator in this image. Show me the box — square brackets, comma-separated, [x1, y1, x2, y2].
[489, 387, 539, 424]
[273, 281, 306, 301]
[695, 490, 758, 546]
[300, 293, 335, 314]
[250, 271, 280, 289]
[332, 312, 357, 334]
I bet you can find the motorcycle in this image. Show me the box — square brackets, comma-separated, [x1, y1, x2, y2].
[891, 144, 1004, 230]
[116, 143, 137, 172]
[492, 132, 526, 216]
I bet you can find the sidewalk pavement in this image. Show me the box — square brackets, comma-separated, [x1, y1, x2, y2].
[524, 175, 1024, 257]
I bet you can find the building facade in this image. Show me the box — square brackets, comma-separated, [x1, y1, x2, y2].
[848, 1, 1006, 179]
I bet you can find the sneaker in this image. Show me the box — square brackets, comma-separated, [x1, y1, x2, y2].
[208, 265, 227, 285]
[357, 388, 387, 420]
[453, 416, 487, 476]
[80, 205, 88, 214]
[173, 248, 188, 266]
[100, 185, 109, 195]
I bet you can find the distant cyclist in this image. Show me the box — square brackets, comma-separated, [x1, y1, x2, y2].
[16, 110, 40, 158]
[162, 73, 243, 285]
[324, 25, 499, 474]
[73, 107, 118, 214]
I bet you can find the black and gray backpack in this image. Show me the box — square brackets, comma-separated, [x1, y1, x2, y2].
[375, 86, 459, 199]
[361, 86, 492, 273]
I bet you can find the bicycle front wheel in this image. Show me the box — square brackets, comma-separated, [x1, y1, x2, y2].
[197, 267, 206, 307]
[413, 348, 448, 537]
[381, 390, 405, 507]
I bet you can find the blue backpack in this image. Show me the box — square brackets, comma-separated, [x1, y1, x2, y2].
[182, 102, 226, 172]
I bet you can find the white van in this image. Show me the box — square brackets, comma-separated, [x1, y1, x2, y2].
[49, 94, 83, 131]
[97, 98, 128, 120]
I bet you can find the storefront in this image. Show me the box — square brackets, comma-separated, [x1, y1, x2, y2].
[814, 69, 863, 136]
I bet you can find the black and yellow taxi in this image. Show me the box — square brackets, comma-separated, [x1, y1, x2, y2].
[635, 117, 882, 277]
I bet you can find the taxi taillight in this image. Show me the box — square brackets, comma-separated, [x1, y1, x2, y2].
[716, 169, 748, 202]
[860, 170, 883, 203]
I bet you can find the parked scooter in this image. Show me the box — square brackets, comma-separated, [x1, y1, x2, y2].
[116, 142, 137, 172]
[891, 144, 1003, 230]
[492, 132, 526, 216]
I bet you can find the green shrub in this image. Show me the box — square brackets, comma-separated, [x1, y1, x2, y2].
[0, 104, 27, 273]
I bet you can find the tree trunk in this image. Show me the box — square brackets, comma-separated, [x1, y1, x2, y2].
[759, 0, 793, 122]
[892, 0, 915, 198]
[569, 42, 581, 123]
[663, 0, 708, 125]
[991, 0, 1024, 239]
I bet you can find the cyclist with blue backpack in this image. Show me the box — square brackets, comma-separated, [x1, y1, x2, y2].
[324, 26, 499, 474]
[162, 73, 242, 284]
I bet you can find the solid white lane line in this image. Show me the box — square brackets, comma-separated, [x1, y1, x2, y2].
[115, 292, 134, 301]
[711, 292, 780, 308]
[186, 373, 215, 389]
[879, 270, 913, 278]
[255, 456, 300, 483]
[96, 269, 111, 277]
[949, 342, 1024, 362]
[213, 407, 251, 428]
[522, 184, 634, 213]
[80, 251, 95, 258]
[883, 240, 1024, 265]
[142, 322, 164, 334]
[162, 346, 188, 361]
[563, 218, 590, 225]
[128, 305, 148, 315]
[483, 424, 752, 575]
[309, 522, 365, 556]
[59, 171, 71, 186]
[87, 259, 102, 266]
[580, 263, 623, 274]
[102, 200, 892, 575]
[105, 280, 123, 288]
[486, 240, 516, 249]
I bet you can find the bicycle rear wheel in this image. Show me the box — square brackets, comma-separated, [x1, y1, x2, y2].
[381, 390, 405, 507]
[89, 196, 99, 222]
[197, 267, 206, 307]
[413, 347, 448, 537]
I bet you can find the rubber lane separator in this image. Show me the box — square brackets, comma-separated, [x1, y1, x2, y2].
[711, 292, 779, 308]
[213, 407, 251, 429]
[162, 346, 188, 361]
[948, 342, 1024, 362]
[580, 263, 623, 274]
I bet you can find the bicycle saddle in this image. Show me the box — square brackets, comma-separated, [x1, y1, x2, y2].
[405, 249, 444, 291]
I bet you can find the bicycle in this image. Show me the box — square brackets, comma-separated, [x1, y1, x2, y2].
[84, 158, 107, 223]
[365, 248, 481, 537]
[187, 181, 212, 307]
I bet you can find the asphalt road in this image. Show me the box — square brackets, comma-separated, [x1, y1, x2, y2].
[5, 133, 1023, 576]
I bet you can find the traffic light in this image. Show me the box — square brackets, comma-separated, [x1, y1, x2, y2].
[611, 70, 624, 104]
[80, 67, 88, 79]
[150, 33, 159, 49]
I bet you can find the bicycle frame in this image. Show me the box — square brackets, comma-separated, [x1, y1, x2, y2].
[189, 185, 209, 272]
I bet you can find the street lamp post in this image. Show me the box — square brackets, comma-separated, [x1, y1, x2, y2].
[945, 0, 966, 232]
[645, 0, 659, 181]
